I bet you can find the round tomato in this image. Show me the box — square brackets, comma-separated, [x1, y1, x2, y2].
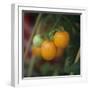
[53, 31, 70, 48]
[41, 40, 56, 61]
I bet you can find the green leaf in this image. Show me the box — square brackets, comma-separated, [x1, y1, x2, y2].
[40, 63, 53, 76]
[70, 62, 80, 75]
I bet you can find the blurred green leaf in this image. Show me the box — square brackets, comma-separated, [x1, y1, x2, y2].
[70, 61, 80, 75]
[40, 63, 53, 76]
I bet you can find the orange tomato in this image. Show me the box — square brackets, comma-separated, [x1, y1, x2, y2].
[32, 46, 41, 56]
[53, 31, 70, 48]
[41, 40, 56, 61]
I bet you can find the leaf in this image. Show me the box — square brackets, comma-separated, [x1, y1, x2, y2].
[40, 63, 53, 76]
[70, 61, 80, 75]
[64, 57, 71, 74]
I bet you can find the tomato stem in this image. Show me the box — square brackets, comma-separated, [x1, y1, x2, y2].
[24, 13, 42, 76]
[74, 48, 80, 64]
[27, 56, 36, 76]
[24, 13, 42, 59]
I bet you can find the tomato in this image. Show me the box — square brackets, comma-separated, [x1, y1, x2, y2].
[53, 31, 70, 48]
[41, 40, 56, 61]
[32, 46, 41, 56]
[33, 34, 43, 47]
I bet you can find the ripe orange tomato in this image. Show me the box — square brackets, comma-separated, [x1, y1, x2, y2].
[53, 31, 70, 48]
[32, 46, 41, 56]
[41, 40, 56, 61]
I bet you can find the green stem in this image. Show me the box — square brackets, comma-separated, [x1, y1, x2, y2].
[27, 56, 36, 76]
[24, 13, 42, 59]
[50, 15, 62, 31]
[25, 13, 42, 76]
[69, 48, 80, 74]
[74, 48, 80, 64]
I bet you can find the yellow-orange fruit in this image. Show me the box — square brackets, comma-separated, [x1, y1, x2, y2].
[32, 46, 41, 56]
[41, 40, 56, 61]
[53, 31, 70, 48]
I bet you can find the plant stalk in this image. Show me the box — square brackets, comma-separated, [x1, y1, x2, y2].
[24, 13, 42, 59]
[74, 48, 80, 64]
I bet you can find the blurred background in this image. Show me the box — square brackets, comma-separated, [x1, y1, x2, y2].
[23, 11, 80, 77]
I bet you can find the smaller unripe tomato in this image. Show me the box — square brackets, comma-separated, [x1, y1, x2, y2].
[33, 34, 43, 47]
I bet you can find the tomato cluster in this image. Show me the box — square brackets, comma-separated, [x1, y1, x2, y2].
[32, 31, 70, 61]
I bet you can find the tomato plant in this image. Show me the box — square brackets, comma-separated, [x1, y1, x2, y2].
[23, 13, 80, 77]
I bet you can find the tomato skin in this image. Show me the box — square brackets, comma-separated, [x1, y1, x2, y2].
[32, 46, 41, 56]
[53, 31, 70, 48]
[33, 35, 43, 47]
[41, 40, 56, 61]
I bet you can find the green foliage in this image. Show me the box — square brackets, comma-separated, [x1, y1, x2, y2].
[64, 57, 80, 75]
[40, 63, 54, 76]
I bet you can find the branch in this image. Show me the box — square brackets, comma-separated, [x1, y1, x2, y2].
[74, 48, 80, 64]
